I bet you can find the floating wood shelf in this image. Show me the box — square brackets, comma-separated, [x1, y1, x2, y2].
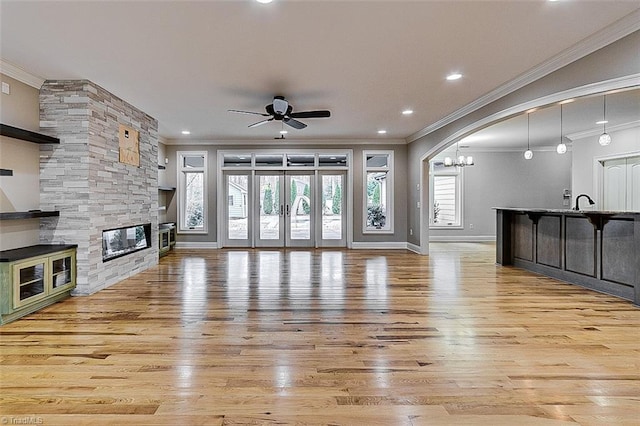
[0, 169, 13, 176]
[0, 124, 60, 144]
[0, 211, 60, 220]
[158, 186, 176, 191]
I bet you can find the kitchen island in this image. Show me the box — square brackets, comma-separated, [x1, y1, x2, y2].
[495, 208, 639, 306]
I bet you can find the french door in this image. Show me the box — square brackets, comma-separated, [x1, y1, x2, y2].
[224, 172, 252, 247]
[256, 172, 314, 247]
[224, 170, 346, 248]
[317, 171, 346, 247]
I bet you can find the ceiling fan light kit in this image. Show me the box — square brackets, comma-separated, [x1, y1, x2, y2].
[229, 96, 331, 132]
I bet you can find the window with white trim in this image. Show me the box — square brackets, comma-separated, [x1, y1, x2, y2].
[178, 151, 208, 233]
[363, 151, 393, 233]
[429, 163, 462, 228]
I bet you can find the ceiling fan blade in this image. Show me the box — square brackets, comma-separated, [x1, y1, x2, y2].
[228, 109, 270, 116]
[284, 117, 307, 129]
[289, 110, 331, 119]
[248, 118, 274, 128]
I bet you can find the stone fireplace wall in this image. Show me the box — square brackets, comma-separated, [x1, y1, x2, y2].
[39, 80, 158, 295]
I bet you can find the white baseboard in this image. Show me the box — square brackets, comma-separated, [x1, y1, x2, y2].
[175, 241, 219, 249]
[406, 242, 423, 254]
[351, 241, 411, 250]
[174, 239, 493, 250]
[428, 235, 496, 242]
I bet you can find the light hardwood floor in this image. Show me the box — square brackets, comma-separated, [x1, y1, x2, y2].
[1, 243, 639, 425]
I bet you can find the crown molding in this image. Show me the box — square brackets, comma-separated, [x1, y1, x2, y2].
[567, 120, 640, 141]
[421, 75, 639, 164]
[0, 59, 45, 89]
[163, 138, 407, 146]
[407, 9, 640, 144]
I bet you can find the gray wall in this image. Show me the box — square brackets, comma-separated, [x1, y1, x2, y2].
[429, 150, 572, 240]
[162, 143, 408, 245]
[407, 30, 640, 247]
[0, 73, 42, 250]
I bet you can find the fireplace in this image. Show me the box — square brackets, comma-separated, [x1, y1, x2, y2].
[102, 223, 152, 262]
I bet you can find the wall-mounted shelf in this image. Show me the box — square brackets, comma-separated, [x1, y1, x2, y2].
[0, 169, 13, 176]
[158, 186, 176, 191]
[0, 124, 60, 145]
[158, 164, 166, 170]
[0, 211, 60, 220]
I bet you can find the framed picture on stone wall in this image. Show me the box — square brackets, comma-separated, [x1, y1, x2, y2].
[118, 124, 140, 167]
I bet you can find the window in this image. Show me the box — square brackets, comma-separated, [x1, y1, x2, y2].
[178, 151, 207, 233]
[363, 151, 393, 233]
[430, 163, 462, 228]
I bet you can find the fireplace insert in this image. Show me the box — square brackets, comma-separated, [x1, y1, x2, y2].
[102, 223, 152, 262]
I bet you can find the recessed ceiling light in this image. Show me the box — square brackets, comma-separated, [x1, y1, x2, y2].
[280, 130, 288, 134]
[596, 120, 608, 125]
[181, 130, 191, 135]
[256, 0, 273, 3]
[377, 130, 387, 134]
[402, 109, 414, 115]
[446, 73, 463, 81]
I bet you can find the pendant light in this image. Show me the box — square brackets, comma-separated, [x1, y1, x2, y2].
[598, 95, 612, 146]
[556, 104, 567, 155]
[524, 113, 533, 160]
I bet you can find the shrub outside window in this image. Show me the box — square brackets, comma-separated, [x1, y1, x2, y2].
[363, 151, 393, 233]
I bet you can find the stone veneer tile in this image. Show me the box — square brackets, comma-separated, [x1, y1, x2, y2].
[40, 80, 158, 295]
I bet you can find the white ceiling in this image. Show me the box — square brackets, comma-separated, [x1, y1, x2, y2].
[1, 0, 639, 143]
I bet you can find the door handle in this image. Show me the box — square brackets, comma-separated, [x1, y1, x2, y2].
[286, 204, 290, 216]
[280, 204, 284, 216]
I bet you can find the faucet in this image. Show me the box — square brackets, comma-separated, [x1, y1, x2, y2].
[574, 194, 595, 211]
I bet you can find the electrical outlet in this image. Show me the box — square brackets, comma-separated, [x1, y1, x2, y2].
[1, 82, 10, 95]
[469, 223, 474, 229]
[409, 228, 413, 236]
[417, 201, 420, 209]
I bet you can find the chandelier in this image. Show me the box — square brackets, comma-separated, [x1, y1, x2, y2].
[444, 142, 474, 167]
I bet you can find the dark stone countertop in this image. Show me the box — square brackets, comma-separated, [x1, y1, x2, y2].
[493, 207, 640, 215]
[0, 244, 78, 262]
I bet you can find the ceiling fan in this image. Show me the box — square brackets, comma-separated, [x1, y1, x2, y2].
[228, 96, 330, 130]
